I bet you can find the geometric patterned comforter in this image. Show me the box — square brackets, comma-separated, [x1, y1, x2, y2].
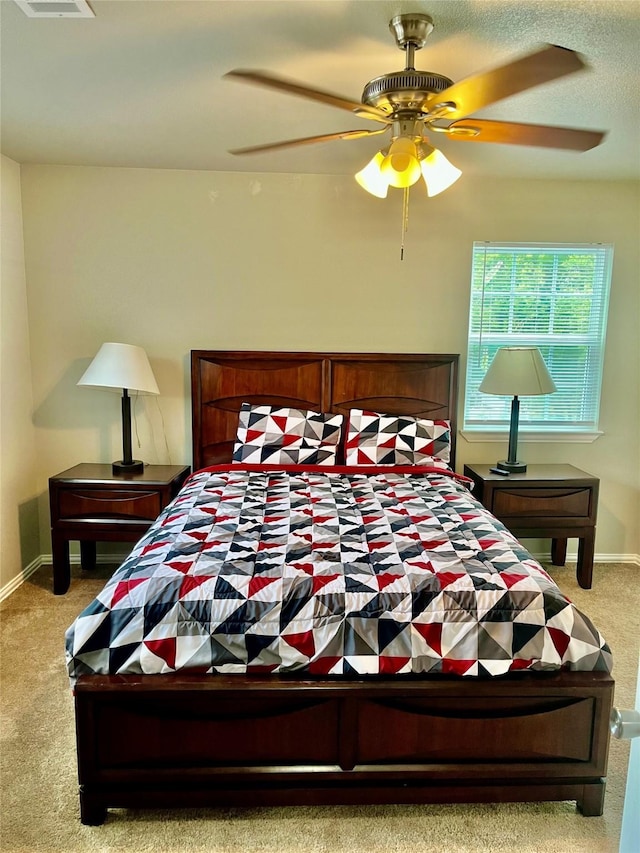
[65, 464, 612, 683]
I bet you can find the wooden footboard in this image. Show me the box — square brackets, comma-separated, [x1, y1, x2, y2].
[74, 671, 613, 824]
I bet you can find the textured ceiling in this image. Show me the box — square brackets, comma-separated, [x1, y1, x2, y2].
[1, 0, 639, 180]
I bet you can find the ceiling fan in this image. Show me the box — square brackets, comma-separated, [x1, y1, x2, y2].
[225, 12, 605, 168]
[224, 13, 605, 255]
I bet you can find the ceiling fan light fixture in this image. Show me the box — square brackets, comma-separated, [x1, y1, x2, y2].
[226, 17, 607, 249]
[381, 137, 422, 188]
[354, 151, 390, 198]
[419, 146, 462, 197]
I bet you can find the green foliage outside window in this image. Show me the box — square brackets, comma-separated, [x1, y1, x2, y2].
[464, 243, 613, 432]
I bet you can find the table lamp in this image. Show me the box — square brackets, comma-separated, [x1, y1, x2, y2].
[78, 342, 160, 475]
[478, 346, 556, 473]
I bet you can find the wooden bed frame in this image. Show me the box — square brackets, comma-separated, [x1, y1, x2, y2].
[73, 351, 613, 824]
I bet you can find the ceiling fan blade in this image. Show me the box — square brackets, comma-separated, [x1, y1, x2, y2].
[225, 69, 391, 123]
[446, 118, 605, 151]
[229, 127, 389, 156]
[426, 44, 587, 120]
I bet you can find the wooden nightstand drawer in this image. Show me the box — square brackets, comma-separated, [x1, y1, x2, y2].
[58, 489, 162, 521]
[492, 487, 591, 519]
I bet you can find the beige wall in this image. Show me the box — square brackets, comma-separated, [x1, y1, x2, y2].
[18, 165, 640, 565]
[0, 155, 39, 594]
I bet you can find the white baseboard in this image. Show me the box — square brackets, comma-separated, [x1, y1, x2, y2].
[0, 552, 130, 602]
[2, 551, 639, 603]
[0, 556, 42, 603]
[39, 552, 131, 566]
[530, 552, 640, 566]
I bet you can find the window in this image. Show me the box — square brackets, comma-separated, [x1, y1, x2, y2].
[464, 242, 613, 434]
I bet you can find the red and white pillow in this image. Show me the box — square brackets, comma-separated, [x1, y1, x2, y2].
[345, 409, 451, 468]
[233, 403, 343, 465]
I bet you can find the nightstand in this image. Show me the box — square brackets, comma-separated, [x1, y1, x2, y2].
[462, 464, 599, 589]
[49, 463, 190, 595]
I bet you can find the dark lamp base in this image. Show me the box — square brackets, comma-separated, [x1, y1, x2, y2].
[496, 460, 527, 474]
[112, 460, 144, 476]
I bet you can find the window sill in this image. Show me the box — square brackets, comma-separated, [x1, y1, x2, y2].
[460, 430, 603, 444]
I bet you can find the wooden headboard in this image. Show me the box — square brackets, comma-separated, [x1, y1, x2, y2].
[191, 351, 459, 471]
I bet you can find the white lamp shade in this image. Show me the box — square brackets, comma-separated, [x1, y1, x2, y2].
[479, 347, 557, 396]
[77, 342, 159, 395]
[381, 138, 422, 189]
[355, 151, 389, 198]
[420, 148, 462, 197]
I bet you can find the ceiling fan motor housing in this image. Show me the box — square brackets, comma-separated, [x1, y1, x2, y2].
[361, 70, 454, 115]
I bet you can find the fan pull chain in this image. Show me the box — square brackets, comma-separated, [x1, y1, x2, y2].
[400, 186, 410, 260]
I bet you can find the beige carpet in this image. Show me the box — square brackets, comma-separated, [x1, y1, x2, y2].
[1, 561, 638, 853]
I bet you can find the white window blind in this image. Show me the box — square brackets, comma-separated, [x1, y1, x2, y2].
[464, 242, 613, 433]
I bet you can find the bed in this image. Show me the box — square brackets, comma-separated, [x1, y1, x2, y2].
[68, 351, 614, 825]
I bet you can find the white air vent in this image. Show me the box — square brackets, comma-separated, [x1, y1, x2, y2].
[14, 0, 94, 17]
